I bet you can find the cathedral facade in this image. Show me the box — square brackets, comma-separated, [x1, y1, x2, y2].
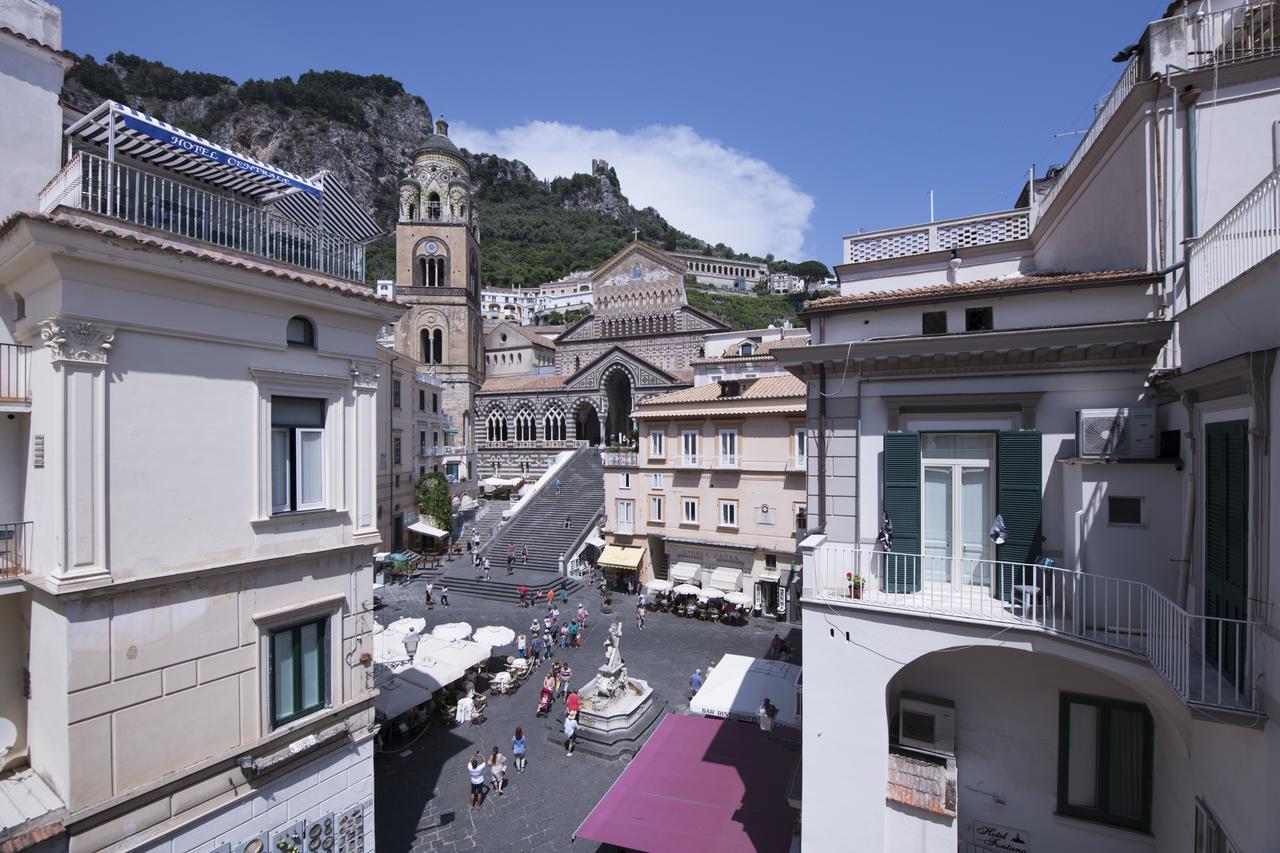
[473, 242, 729, 478]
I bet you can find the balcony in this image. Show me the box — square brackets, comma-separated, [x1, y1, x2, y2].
[805, 542, 1261, 715]
[842, 209, 1030, 265]
[1187, 159, 1280, 305]
[0, 344, 31, 407]
[677, 454, 702, 469]
[601, 451, 638, 468]
[0, 522, 32, 578]
[717, 455, 740, 470]
[1187, 1, 1280, 68]
[39, 152, 366, 282]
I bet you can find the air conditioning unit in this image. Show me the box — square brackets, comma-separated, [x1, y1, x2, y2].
[899, 692, 956, 757]
[1076, 407, 1157, 459]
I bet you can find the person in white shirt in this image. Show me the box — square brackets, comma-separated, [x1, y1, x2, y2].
[467, 752, 487, 809]
[564, 714, 579, 756]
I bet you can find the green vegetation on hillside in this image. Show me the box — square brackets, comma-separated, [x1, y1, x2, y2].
[686, 284, 836, 330]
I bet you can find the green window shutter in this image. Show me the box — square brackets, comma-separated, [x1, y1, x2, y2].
[1205, 420, 1248, 681]
[883, 432, 921, 592]
[997, 431, 1043, 599]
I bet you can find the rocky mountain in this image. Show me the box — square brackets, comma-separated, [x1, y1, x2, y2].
[61, 53, 822, 294]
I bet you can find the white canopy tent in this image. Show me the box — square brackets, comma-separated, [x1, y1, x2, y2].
[408, 520, 449, 538]
[373, 629, 492, 718]
[690, 654, 801, 728]
[669, 561, 700, 583]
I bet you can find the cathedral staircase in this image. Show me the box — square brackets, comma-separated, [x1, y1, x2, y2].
[440, 446, 604, 603]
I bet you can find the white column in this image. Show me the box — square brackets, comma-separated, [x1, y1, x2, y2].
[39, 320, 114, 588]
[350, 361, 380, 538]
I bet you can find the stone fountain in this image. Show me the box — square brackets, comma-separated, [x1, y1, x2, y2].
[555, 621, 664, 759]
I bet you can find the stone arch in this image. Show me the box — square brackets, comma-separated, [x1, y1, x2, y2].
[599, 363, 637, 442]
[485, 407, 509, 443]
[513, 404, 536, 442]
[572, 398, 601, 446]
[543, 404, 567, 442]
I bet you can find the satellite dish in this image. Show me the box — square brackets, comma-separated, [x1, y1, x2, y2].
[0, 716, 17, 760]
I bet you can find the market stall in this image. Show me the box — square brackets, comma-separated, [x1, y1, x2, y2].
[597, 544, 644, 591]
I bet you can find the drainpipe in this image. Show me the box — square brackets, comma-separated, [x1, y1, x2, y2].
[817, 362, 828, 531]
[1181, 85, 1203, 241]
[1176, 392, 1196, 609]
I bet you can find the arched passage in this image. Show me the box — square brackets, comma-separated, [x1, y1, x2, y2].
[604, 368, 634, 442]
[574, 400, 601, 447]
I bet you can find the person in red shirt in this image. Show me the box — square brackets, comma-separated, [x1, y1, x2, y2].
[566, 690, 580, 717]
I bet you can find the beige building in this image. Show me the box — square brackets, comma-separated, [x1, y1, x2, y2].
[601, 374, 808, 617]
[375, 347, 449, 550]
[669, 251, 769, 292]
[482, 321, 555, 378]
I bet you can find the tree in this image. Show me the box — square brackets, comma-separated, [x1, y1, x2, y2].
[418, 472, 452, 534]
[791, 260, 832, 282]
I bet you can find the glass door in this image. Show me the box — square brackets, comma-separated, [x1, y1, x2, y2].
[920, 434, 995, 587]
[922, 467, 952, 584]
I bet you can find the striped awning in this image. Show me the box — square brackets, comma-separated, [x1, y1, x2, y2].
[64, 101, 383, 242]
[599, 545, 644, 570]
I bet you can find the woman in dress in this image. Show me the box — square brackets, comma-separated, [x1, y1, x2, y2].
[489, 747, 508, 795]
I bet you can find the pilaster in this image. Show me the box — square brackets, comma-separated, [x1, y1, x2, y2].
[350, 361, 380, 537]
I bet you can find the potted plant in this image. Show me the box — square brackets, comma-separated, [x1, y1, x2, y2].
[847, 572, 866, 600]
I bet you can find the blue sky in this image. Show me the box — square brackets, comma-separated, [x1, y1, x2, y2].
[56, 1, 1166, 264]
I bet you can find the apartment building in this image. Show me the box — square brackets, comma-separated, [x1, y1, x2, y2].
[669, 251, 769, 292]
[0, 8, 398, 849]
[690, 324, 810, 386]
[776, 5, 1280, 851]
[601, 375, 807, 617]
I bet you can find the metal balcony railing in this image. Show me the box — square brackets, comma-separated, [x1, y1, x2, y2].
[0, 522, 32, 578]
[39, 152, 366, 282]
[806, 542, 1261, 714]
[0, 344, 31, 404]
[1187, 1, 1280, 68]
[1187, 159, 1280, 304]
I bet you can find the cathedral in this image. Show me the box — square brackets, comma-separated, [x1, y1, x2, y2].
[390, 121, 729, 479]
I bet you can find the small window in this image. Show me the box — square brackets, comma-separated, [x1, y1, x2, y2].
[393, 436, 401, 465]
[922, 311, 947, 335]
[765, 554, 777, 569]
[418, 389, 425, 411]
[965, 306, 993, 332]
[271, 396, 326, 513]
[740, 342, 755, 356]
[392, 380, 402, 409]
[270, 617, 329, 728]
[619, 472, 631, 490]
[651, 472, 664, 490]
[650, 495, 664, 522]
[1108, 496, 1144, 526]
[286, 316, 315, 348]
[649, 431, 665, 459]
[1057, 693, 1153, 832]
[682, 498, 698, 524]
[719, 500, 738, 527]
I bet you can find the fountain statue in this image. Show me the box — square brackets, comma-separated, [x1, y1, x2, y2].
[567, 620, 662, 758]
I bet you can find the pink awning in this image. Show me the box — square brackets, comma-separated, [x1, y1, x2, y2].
[574, 715, 799, 852]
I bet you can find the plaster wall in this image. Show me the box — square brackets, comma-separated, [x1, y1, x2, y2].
[837, 250, 1031, 295]
[0, 594, 28, 768]
[0, 7, 65, 222]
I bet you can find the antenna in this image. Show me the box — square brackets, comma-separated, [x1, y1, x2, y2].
[929, 190, 935, 223]
[1053, 129, 1088, 138]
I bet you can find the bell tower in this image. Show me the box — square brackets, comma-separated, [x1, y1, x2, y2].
[394, 118, 484, 448]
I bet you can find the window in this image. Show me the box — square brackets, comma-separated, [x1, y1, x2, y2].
[922, 311, 947, 335]
[286, 316, 315, 348]
[271, 396, 326, 513]
[740, 342, 755, 356]
[270, 617, 329, 727]
[13, 293, 24, 321]
[432, 393, 439, 413]
[795, 503, 808, 531]
[765, 554, 777, 569]
[1196, 800, 1241, 853]
[418, 389, 425, 411]
[1057, 693, 1153, 831]
[544, 408, 566, 441]
[681, 498, 698, 524]
[965, 306, 994, 332]
[719, 429, 739, 466]
[649, 430, 665, 459]
[651, 472, 664, 490]
[719, 500, 738, 527]
[681, 430, 699, 464]
[794, 427, 807, 466]
[649, 495, 664, 522]
[1108, 496, 1144, 527]
[392, 380, 402, 409]
[616, 499, 634, 534]
[433, 431, 440, 448]
[419, 430, 427, 456]
[486, 410, 508, 442]
[619, 472, 631, 489]
[391, 435, 402, 465]
[514, 410, 535, 442]
[427, 192, 441, 220]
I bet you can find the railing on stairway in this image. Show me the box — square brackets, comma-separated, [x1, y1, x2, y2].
[806, 542, 1261, 713]
[559, 506, 605, 578]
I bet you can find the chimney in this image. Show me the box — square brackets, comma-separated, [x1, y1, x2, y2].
[435, 118, 449, 136]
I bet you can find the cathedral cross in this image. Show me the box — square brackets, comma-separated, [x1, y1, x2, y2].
[632, 228, 640, 241]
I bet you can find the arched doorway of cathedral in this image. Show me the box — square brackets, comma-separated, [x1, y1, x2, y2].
[604, 368, 634, 443]
[574, 400, 602, 446]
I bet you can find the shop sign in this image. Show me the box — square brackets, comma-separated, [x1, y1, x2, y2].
[972, 821, 1029, 853]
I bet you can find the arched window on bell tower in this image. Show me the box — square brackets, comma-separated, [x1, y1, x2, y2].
[428, 192, 442, 221]
[407, 203, 417, 221]
[419, 328, 431, 363]
[416, 257, 427, 287]
[432, 328, 444, 364]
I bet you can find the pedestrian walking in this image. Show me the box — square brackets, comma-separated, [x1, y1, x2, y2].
[489, 747, 508, 795]
[577, 604, 588, 626]
[553, 478, 562, 496]
[467, 752, 487, 809]
[559, 624, 569, 648]
[531, 633, 544, 665]
[440, 586, 449, 608]
[689, 668, 704, 698]
[522, 543, 529, 566]
[547, 588, 555, 607]
[483, 557, 491, 581]
[564, 514, 572, 529]
[769, 634, 782, 659]
[559, 663, 572, 697]
[516, 633, 527, 659]
[508, 542, 516, 561]
[567, 619, 578, 647]
[564, 715, 578, 756]
[424, 582, 434, 610]
[636, 602, 646, 631]
[560, 588, 569, 606]
[566, 689, 580, 717]
[512, 727, 527, 773]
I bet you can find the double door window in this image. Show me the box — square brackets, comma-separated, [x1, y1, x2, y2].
[921, 433, 994, 584]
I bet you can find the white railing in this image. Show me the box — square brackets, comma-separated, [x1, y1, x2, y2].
[601, 452, 638, 467]
[844, 209, 1030, 264]
[0, 344, 31, 404]
[39, 152, 366, 282]
[1187, 1, 1280, 68]
[678, 454, 701, 468]
[0, 521, 32, 578]
[1037, 55, 1141, 220]
[1187, 160, 1280, 304]
[807, 543, 1260, 713]
[717, 455, 740, 469]
[787, 455, 806, 472]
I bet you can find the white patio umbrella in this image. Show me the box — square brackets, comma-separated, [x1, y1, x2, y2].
[672, 583, 703, 597]
[724, 591, 754, 607]
[388, 617, 427, 636]
[698, 588, 725, 602]
[644, 579, 673, 593]
[473, 625, 516, 647]
[431, 622, 473, 642]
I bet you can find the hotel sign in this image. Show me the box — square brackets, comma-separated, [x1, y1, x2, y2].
[971, 821, 1029, 853]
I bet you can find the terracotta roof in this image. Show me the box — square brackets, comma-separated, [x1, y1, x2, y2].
[477, 374, 567, 394]
[0, 211, 401, 308]
[507, 325, 556, 349]
[804, 270, 1156, 312]
[638, 373, 805, 406]
[632, 403, 805, 419]
[690, 334, 810, 364]
[0, 25, 75, 62]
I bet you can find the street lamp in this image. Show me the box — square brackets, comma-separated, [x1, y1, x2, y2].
[403, 629, 420, 662]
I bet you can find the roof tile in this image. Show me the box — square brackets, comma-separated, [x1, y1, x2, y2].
[805, 270, 1155, 312]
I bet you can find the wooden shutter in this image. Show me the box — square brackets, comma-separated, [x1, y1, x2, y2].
[996, 431, 1043, 599]
[882, 432, 921, 593]
[1204, 420, 1248, 680]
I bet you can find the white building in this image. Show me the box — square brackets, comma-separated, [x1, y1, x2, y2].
[0, 7, 399, 849]
[690, 324, 810, 386]
[481, 273, 596, 326]
[767, 272, 808, 295]
[776, 6, 1280, 852]
[669, 251, 769, 292]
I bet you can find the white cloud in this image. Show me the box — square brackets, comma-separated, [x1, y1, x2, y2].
[451, 120, 814, 259]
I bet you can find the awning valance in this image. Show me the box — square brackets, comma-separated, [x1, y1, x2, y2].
[669, 561, 700, 582]
[708, 567, 743, 592]
[599, 545, 644, 570]
[408, 521, 448, 538]
[690, 654, 802, 728]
